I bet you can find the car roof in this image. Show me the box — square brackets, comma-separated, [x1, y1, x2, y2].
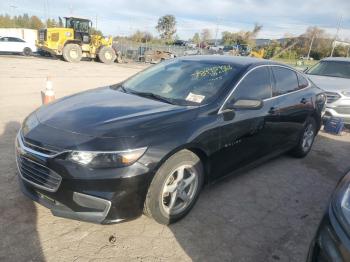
[321, 57, 350, 62]
[179, 55, 281, 68]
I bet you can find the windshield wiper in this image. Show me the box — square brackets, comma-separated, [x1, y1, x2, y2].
[128, 90, 176, 105]
[119, 84, 129, 93]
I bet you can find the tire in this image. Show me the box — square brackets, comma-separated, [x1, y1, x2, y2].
[144, 149, 204, 225]
[98, 46, 116, 64]
[289, 118, 317, 158]
[23, 47, 32, 56]
[62, 44, 82, 63]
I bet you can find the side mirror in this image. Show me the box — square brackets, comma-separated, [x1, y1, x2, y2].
[230, 99, 264, 110]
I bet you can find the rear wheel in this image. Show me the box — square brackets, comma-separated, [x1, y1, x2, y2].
[290, 118, 317, 158]
[144, 150, 204, 225]
[98, 46, 116, 64]
[23, 47, 32, 56]
[62, 44, 82, 63]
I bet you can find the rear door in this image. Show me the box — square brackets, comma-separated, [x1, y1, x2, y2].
[271, 66, 313, 147]
[8, 37, 26, 52]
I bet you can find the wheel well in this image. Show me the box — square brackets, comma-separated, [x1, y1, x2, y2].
[151, 146, 211, 185]
[187, 147, 210, 185]
[310, 112, 321, 132]
[64, 40, 81, 46]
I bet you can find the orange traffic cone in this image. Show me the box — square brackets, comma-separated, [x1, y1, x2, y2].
[41, 76, 55, 105]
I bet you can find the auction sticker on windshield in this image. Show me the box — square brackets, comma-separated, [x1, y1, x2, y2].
[186, 92, 205, 103]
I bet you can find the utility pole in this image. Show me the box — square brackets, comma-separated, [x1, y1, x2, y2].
[307, 33, 316, 60]
[214, 17, 220, 47]
[95, 15, 98, 30]
[330, 16, 342, 57]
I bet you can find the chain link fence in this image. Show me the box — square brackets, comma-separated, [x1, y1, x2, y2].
[113, 40, 217, 62]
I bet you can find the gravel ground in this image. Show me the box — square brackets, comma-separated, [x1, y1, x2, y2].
[1, 55, 350, 262]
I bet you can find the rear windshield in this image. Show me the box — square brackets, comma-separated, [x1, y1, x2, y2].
[307, 61, 350, 79]
[122, 59, 241, 105]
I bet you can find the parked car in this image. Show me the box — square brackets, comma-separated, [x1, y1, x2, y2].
[305, 57, 350, 124]
[173, 40, 187, 46]
[0, 36, 36, 56]
[307, 169, 350, 262]
[16, 56, 326, 225]
[186, 42, 197, 49]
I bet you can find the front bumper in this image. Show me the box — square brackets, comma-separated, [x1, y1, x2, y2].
[324, 97, 350, 124]
[307, 206, 350, 261]
[15, 133, 152, 224]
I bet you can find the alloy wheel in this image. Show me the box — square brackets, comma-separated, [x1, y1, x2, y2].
[302, 123, 315, 151]
[161, 165, 199, 215]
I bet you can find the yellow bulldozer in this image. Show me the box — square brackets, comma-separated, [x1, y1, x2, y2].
[37, 17, 116, 64]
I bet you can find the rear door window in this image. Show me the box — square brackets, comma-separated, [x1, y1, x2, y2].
[8, 37, 24, 42]
[271, 67, 299, 96]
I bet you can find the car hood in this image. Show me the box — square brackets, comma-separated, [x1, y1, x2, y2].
[35, 86, 196, 138]
[307, 75, 350, 92]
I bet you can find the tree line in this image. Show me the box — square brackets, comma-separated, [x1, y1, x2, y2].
[0, 13, 102, 35]
[1, 13, 348, 59]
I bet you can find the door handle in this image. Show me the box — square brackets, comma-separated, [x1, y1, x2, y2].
[300, 98, 308, 104]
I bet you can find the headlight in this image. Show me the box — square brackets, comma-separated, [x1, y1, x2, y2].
[67, 147, 147, 168]
[341, 91, 350, 97]
[332, 171, 350, 231]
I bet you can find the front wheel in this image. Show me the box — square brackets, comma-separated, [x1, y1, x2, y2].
[62, 44, 82, 63]
[289, 118, 317, 158]
[144, 150, 204, 225]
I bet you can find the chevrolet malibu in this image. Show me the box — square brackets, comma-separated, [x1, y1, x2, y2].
[16, 56, 326, 225]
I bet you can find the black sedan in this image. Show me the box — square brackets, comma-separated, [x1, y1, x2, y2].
[307, 170, 350, 261]
[16, 56, 326, 225]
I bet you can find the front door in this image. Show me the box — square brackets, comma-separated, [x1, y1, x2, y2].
[212, 66, 280, 178]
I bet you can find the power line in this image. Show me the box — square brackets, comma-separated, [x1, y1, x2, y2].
[330, 16, 343, 57]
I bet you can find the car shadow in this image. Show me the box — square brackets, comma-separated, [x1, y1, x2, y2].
[169, 132, 350, 262]
[0, 121, 44, 262]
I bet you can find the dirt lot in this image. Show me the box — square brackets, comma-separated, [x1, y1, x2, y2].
[1, 55, 350, 262]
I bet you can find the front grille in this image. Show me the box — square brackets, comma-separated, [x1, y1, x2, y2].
[17, 155, 62, 192]
[334, 107, 350, 115]
[22, 135, 59, 156]
[325, 92, 341, 104]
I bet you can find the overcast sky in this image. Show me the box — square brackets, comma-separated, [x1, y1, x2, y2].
[2, 0, 350, 40]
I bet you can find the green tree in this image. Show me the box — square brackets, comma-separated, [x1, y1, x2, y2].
[201, 28, 212, 44]
[90, 27, 103, 36]
[222, 23, 263, 46]
[192, 33, 200, 45]
[130, 30, 153, 43]
[30, 15, 44, 29]
[0, 14, 14, 27]
[46, 18, 57, 27]
[156, 15, 176, 42]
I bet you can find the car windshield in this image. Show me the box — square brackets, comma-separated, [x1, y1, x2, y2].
[307, 61, 350, 79]
[122, 59, 240, 105]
